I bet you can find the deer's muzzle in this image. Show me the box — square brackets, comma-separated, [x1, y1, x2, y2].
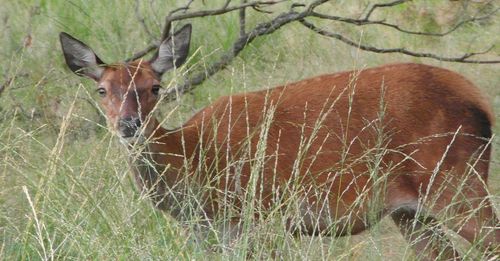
[118, 117, 142, 138]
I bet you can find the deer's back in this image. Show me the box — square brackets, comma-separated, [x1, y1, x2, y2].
[184, 63, 492, 215]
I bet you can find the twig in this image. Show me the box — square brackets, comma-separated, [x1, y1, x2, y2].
[164, 0, 333, 99]
[160, 0, 285, 40]
[251, 4, 274, 14]
[170, 0, 196, 15]
[311, 6, 499, 37]
[126, 0, 286, 61]
[164, 12, 307, 99]
[0, 73, 29, 97]
[299, 19, 500, 64]
[125, 43, 158, 62]
[134, 0, 154, 40]
[0, 79, 7, 97]
[122, 0, 499, 100]
[239, 0, 248, 37]
[0, 78, 10, 97]
[363, 0, 411, 20]
[222, 0, 233, 9]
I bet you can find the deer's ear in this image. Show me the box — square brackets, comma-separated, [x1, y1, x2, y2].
[149, 24, 191, 77]
[59, 32, 105, 81]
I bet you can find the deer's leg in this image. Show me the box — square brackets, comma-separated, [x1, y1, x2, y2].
[391, 207, 461, 261]
[384, 182, 460, 260]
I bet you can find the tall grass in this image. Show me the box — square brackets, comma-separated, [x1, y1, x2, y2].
[1, 0, 499, 260]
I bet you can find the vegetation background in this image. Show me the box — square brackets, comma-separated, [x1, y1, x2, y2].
[0, 0, 499, 260]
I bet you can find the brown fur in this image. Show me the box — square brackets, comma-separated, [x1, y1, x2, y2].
[90, 61, 499, 259]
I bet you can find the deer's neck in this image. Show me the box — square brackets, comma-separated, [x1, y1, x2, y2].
[128, 119, 198, 214]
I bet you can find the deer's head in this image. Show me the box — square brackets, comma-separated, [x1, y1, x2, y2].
[59, 25, 191, 142]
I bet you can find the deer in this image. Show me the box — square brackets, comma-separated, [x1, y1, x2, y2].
[59, 24, 499, 260]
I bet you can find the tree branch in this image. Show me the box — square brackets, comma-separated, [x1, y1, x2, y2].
[1, 71, 30, 98]
[125, 43, 158, 63]
[239, 0, 248, 37]
[163, 0, 332, 99]
[164, 10, 310, 100]
[169, 0, 196, 15]
[125, 0, 286, 62]
[311, 5, 499, 37]
[122, 0, 499, 102]
[161, 0, 286, 41]
[299, 19, 500, 64]
[363, 0, 411, 21]
[134, 0, 154, 40]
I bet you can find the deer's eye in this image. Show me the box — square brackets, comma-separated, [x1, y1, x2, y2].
[152, 85, 161, 96]
[97, 87, 107, 97]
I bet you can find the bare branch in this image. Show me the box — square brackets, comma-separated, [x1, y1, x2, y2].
[307, 0, 330, 12]
[125, 43, 158, 63]
[0, 72, 32, 118]
[311, 5, 499, 37]
[299, 19, 500, 64]
[134, 0, 154, 40]
[222, 0, 233, 9]
[239, 0, 248, 37]
[169, 0, 196, 15]
[161, 0, 285, 41]
[163, 0, 333, 99]
[127, 0, 287, 61]
[124, 0, 498, 100]
[251, 4, 274, 14]
[363, 0, 411, 20]
[0, 78, 10, 97]
[164, 10, 314, 99]
[0, 73, 29, 98]
[161, 20, 172, 43]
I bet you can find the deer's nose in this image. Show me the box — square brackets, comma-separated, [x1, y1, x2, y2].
[118, 117, 142, 138]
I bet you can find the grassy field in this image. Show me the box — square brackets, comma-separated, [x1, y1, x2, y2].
[1, 0, 499, 260]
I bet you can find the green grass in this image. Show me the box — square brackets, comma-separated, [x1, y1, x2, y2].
[1, 0, 499, 260]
